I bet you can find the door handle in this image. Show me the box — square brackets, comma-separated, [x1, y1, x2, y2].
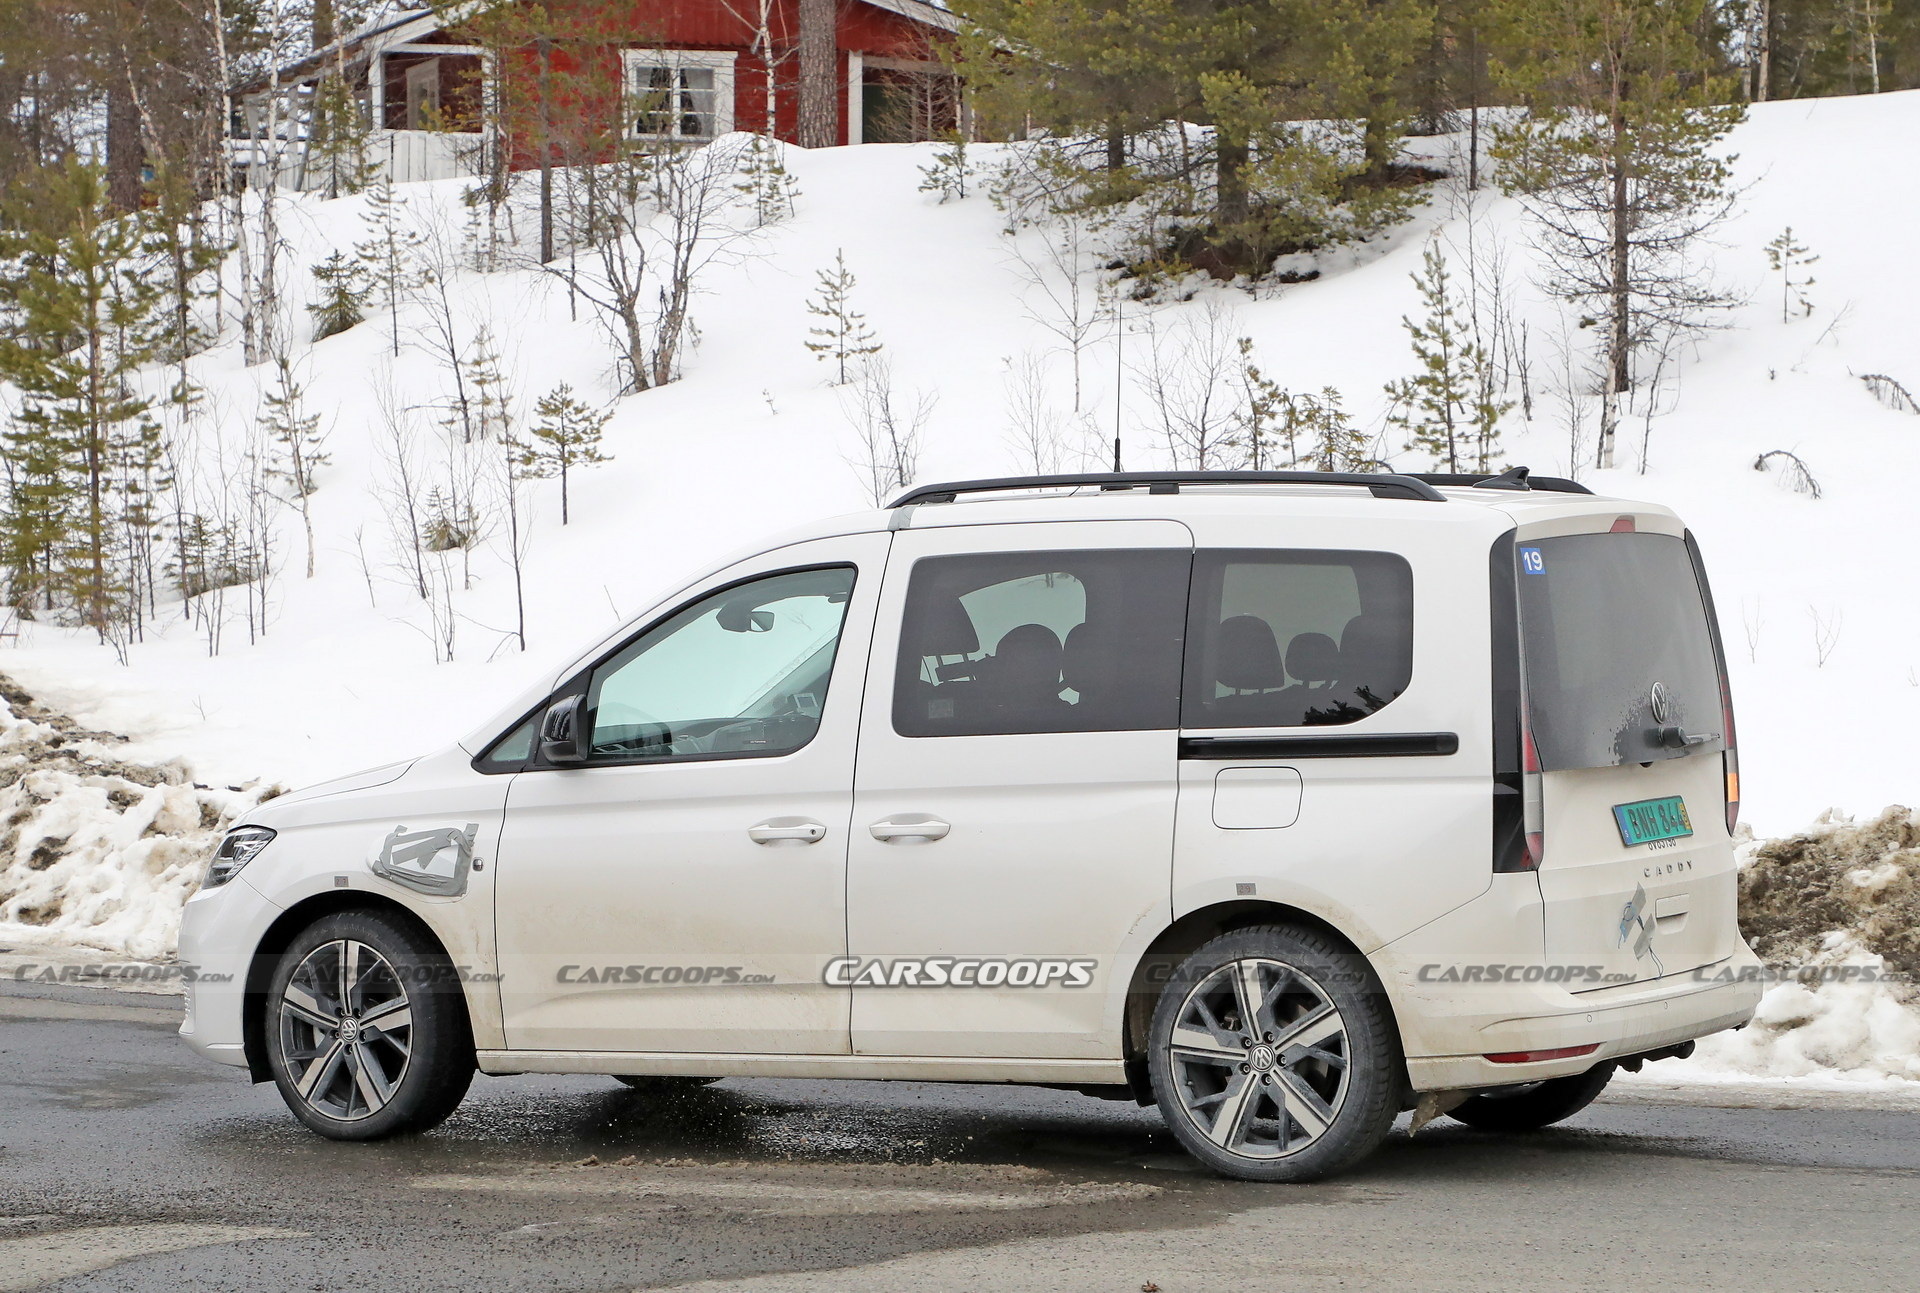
[748, 818, 827, 846]
[868, 815, 951, 843]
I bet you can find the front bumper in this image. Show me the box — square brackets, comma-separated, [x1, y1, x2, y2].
[177, 874, 281, 1069]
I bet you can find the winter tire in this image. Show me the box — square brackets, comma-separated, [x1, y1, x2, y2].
[266, 909, 474, 1140]
[1147, 924, 1401, 1182]
[1448, 1062, 1616, 1132]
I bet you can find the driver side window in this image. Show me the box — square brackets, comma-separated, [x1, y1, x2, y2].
[582, 566, 856, 764]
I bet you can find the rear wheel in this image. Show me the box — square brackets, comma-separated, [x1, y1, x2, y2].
[1146, 925, 1401, 1182]
[265, 910, 474, 1140]
[1448, 1063, 1615, 1132]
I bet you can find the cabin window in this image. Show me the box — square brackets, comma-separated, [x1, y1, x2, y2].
[624, 49, 736, 141]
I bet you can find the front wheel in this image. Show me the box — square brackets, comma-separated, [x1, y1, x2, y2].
[1146, 925, 1402, 1182]
[1447, 1063, 1616, 1132]
[265, 909, 474, 1140]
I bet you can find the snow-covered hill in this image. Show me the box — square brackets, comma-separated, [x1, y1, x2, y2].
[4, 90, 1917, 838]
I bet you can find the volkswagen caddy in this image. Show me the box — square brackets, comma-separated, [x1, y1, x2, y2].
[179, 468, 1763, 1181]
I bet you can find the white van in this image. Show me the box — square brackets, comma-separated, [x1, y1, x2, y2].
[179, 469, 1763, 1182]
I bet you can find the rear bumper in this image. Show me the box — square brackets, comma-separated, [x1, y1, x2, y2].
[1397, 944, 1765, 1091]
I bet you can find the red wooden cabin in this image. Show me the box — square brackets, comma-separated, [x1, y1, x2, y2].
[236, 1, 959, 189]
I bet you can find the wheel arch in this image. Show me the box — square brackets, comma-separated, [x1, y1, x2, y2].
[241, 892, 467, 1083]
[1120, 900, 1408, 1101]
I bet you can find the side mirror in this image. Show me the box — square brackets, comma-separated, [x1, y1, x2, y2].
[539, 695, 588, 765]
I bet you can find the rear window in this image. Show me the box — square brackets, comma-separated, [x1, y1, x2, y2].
[1516, 532, 1724, 770]
[1183, 550, 1414, 729]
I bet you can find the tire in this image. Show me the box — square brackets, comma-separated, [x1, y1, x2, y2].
[1146, 924, 1402, 1183]
[265, 909, 475, 1140]
[613, 1075, 722, 1093]
[1447, 1062, 1616, 1132]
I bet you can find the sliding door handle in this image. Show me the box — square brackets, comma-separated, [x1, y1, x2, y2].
[748, 818, 827, 846]
[868, 815, 951, 843]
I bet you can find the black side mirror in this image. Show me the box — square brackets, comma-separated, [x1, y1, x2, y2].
[539, 695, 587, 765]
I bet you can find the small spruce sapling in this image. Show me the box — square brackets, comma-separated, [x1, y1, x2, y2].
[261, 359, 330, 576]
[804, 251, 883, 385]
[517, 383, 613, 525]
[1383, 243, 1510, 473]
[307, 251, 372, 341]
[1230, 337, 1291, 469]
[1764, 227, 1818, 323]
[354, 180, 427, 356]
[735, 134, 801, 226]
[918, 132, 973, 203]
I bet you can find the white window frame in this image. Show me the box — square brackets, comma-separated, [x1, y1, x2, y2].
[622, 48, 736, 142]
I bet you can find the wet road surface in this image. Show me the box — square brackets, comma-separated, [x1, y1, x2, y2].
[1, 977, 1915, 1292]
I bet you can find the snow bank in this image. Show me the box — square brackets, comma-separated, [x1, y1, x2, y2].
[0, 678, 275, 960]
[1661, 807, 1920, 1085]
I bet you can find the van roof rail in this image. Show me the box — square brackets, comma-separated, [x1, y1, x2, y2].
[1408, 468, 1594, 495]
[889, 470, 1449, 508]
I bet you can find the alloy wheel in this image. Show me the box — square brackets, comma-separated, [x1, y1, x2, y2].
[1165, 956, 1351, 1160]
[277, 938, 414, 1122]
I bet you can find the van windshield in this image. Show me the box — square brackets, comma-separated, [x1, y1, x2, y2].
[1516, 532, 1725, 771]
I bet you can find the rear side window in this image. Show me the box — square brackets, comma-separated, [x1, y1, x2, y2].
[893, 549, 1189, 736]
[1516, 532, 1724, 770]
[1184, 550, 1414, 729]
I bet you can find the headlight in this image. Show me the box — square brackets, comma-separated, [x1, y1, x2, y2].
[204, 826, 276, 889]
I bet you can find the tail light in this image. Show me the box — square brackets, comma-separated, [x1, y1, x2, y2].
[1522, 724, 1545, 869]
[1720, 669, 1740, 834]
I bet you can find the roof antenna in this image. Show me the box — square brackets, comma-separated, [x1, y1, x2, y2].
[1473, 465, 1532, 491]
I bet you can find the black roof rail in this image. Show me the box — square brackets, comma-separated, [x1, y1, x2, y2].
[889, 470, 1448, 508]
[1409, 467, 1594, 495]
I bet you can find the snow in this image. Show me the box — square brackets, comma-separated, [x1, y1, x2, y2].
[0, 695, 270, 959]
[2, 92, 1917, 1077]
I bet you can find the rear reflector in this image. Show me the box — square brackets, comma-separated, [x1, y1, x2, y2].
[1485, 1044, 1600, 1064]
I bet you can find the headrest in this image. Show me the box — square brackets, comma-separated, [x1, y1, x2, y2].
[1339, 613, 1408, 696]
[1285, 632, 1341, 685]
[1215, 615, 1285, 691]
[913, 596, 978, 656]
[992, 623, 1063, 688]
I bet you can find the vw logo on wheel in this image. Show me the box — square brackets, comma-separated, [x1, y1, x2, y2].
[1649, 681, 1675, 725]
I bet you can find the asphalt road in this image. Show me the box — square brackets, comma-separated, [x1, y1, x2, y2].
[2, 976, 1916, 1293]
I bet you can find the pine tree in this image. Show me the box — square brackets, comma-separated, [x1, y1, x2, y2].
[1383, 243, 1511, 472]
[307, 250, 372, 340]
[0, 157, 166, 636]
[261, 358, 330, 577]
[1296, 388, 1371, 472]
[420, 486, 478, 552]
[1764, 226, 1818, 322]
[1492, 0, 1745, 468]
[307, 249, 370, 340]
[354, 179, 426, 356]
[735, 133, 801, 226]
[306, 71, 379, 199]
[918, 132, 973, 203]
[516, 384, 612, 525]
[804, 251, 882, 385]
[1230, 337, 1294, 469]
